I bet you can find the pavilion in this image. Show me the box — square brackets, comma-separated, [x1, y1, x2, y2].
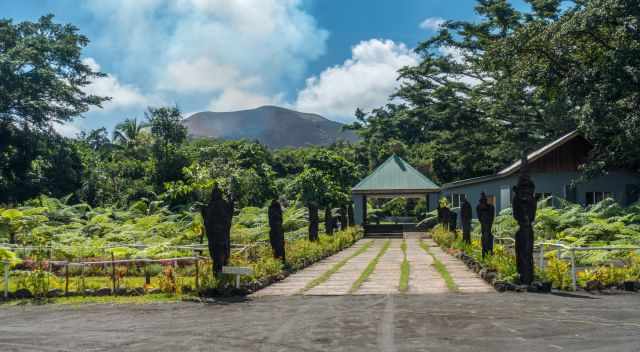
[352, 155, 441, 237]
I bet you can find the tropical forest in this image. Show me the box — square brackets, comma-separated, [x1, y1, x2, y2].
[2, 0, 640, 304]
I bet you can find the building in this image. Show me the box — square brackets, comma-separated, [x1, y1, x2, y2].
[351, 154, 440, 235]
[441, 131, 640, 218]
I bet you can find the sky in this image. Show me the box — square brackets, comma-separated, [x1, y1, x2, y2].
[1, 0, 529, 136]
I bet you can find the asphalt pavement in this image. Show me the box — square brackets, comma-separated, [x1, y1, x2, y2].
[2, 292, 639, 351]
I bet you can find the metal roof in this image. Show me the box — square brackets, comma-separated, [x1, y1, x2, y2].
[352, 155, 440, 194]
[443, 130, 581, 189]
[497, 130, 580, 176]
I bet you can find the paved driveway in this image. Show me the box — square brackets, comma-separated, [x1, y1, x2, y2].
[254, 237, 492, 297]
[1, 293, 639, 351]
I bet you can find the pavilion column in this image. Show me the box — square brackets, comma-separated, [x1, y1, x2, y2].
[362, 195, 368, 225]
[425, 193, 430, 213]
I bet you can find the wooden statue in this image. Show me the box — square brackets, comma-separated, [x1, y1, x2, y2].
[201, 185, 233, 274]
[438, 204, 451, 231]
[449, 210, 458, 232]
[308, 204, 319, 241]
[324, 207, 334, 235]
[268, 199, 285, 262]
[476, 192, 495, 258]
[513, 169, 537, 285]
[461, 198, 472, 244]
[340, 206, 348, 230]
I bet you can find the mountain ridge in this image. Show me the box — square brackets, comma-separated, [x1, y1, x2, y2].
[182, 105, 359, 148]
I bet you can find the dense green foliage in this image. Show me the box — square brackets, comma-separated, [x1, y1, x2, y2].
[431, 197, 640, 290]
[348, 0, 640, 182]
[2, 3, 640, 298]
[1, 15, 109, 203]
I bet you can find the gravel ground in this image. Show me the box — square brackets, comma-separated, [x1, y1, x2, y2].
[1, 292, 640, 352]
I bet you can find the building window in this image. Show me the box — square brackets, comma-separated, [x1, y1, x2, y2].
[586, 191, 613, 205]
[449, 193, 466, 208]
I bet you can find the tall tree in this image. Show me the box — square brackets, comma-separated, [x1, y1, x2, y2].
[0, 15, 109, 129]
[147, 106, 188, 188]
[113, 118, 145, 148]
[0, 15, 108, 203]
[288, 168, 344, 241]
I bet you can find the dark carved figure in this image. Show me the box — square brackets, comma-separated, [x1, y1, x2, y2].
[201, 185, 234, 274]
[513, 172, 537, 285]
[437, 204, 451, 230]
[308, 204, 319, 241]
[477, 192, 495, 258]
[340, 207, 348, 230]
[450, 211, 458, 231]
[461, 198, 472, 244]
[324, 207, 334, 236]
[268, 199, 285, 262]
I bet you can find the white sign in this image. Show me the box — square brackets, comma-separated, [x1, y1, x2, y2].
[222, 266, 253, 276]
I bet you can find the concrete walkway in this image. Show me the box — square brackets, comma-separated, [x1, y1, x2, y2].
[405, 238, 449, 294]
[423, 238, 494, 293]
[253, 234, 493, 297]
[353, 239, 403, 295]
[253, 240, 373, 297]
[306, 240, 384, 295]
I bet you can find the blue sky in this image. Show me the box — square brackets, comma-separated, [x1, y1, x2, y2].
[1, 0, 529, 135]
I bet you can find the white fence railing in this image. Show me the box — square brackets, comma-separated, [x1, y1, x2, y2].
[1, 229, 314, 299]
[468, 232, 640, 291]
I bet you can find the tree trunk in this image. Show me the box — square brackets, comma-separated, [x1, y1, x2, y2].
[308, 205, 319, 241]
[324, 207, 333, 236]
[201, 185, 233, 275]
[268, 200, 285, 262]
[9, 231, 16, 245]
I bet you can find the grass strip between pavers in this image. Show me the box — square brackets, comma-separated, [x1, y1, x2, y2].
[419, 240, 459, 293]
[349, 239, 391, 294]
[299, 240, 374, 293]
[399, 240, 409, 293]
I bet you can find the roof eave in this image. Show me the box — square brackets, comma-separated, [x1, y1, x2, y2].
[352, 188, 441, 195]
[497, 130, 580, 176]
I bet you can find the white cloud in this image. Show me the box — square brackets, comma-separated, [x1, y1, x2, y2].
[294, 39, 419, 121]
[161, 58, 245, 93]
[439, 46, 466, 64]
[82, 58, 152, 111]
[52, 121, 82, 138]
[420, 17, 445, 31]
[208, 88, 284, 112]
[84, 0, 328, 113]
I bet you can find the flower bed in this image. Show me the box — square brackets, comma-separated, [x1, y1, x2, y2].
[430, 225, 640, 293]
[1, 227, 363, 302]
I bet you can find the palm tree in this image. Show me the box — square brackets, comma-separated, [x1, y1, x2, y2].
[112, 118, 145, 147]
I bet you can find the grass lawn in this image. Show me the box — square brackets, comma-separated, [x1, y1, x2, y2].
[2, 275, 197, 295]
[1, 293, 184, 307]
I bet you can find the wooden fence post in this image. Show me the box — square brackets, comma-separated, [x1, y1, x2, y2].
[195, 258, 199, 290]
[111, 252, 116, 293]
[64, 263, 69, 296]
[3, 262, 8, 299]
[80, 261, 85, 296]
[144, 260, 151, 286]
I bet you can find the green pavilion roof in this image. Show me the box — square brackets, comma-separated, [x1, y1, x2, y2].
[352, 155, 440, 195]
